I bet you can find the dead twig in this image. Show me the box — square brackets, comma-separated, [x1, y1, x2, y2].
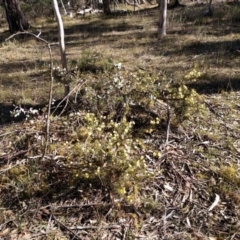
[166, 99, 171, 145]
[0, 149, 28, 167]
[0, 160, 26, 174]
[55, 203, 112, 209]
[52, 214, 81, 240]
[51, 80, 88, 116]
[6, 31, 54, 159]
[0, 130, 21, 137]
[122, 225, 128, 240]
[70, 225, 122, 230]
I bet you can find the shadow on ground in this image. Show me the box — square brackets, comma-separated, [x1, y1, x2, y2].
[0, 103, 25, 125]
[186, 76, 240, 94]
[0, 99, 69, 125]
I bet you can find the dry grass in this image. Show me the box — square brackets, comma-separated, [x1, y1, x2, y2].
[0, 2, 239, 105]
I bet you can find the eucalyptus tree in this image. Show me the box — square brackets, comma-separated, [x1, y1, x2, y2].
[3, 0, 29, 33]
[52, 0, 70, 96]
[102, 0, 111, 14]
[158, 0, 167, 36]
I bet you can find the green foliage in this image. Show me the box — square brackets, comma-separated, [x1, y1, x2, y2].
[78, 50, 114, 73]
[0, 111, 152, 203]
[21, 0, 53, 18]
[218, 165, 240, 186]
[66, 113, 148, 202]
[0, 50, 209, 205]
[167, 84, 207, 123]
[79, 62, 207, 127]
[184, 65, 205, 82]
[76, 67, 160, 122]
[53, 65, 76, 84]
[227, 5, 240, 21]
[213, 165, 240, 206]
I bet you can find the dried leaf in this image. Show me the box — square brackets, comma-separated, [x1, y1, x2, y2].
[208, 194, 220, 212]
[186, 217, 191, 228]
[0, 228, 10, 236]
[164, 183, 174, 191]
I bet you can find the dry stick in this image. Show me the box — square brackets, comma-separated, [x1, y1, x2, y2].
[0, 130, 21, 137]
[55, 203, 112, 209]
[122, 225, 129, 240]
[51, 80, 87, 116]
[70, 225, 121, 230]
[0, 219, 16, 229]
[51, 214, 81, 239]
[0, 149, 28, 165]
[0, 155, 28, 174]
[6, 32, 54, 159]
[59, 0, 68, 15]
[165, 99, 171, 145]
[47, 205, 81, 239]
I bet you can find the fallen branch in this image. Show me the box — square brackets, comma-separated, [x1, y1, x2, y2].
[76, 8, 92, 15]
[55, 203, 112, 209]
[0, 149, 28, 166]
[0, 159, 26, 175]
[52, 214, 81, 240]
[70, 224, 122, 230]
[165, 100, 171, 145]
[51, 80, 88, 116]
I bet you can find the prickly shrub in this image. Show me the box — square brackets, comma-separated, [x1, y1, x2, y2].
[78, 50, 114, 73]
[61, 112, 149, 202]
[167, 84, 206, 123]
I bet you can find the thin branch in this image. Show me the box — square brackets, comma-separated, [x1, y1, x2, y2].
[165, 99, 171, 145]
[51, 214, 81, 239]
[0, 161, 24, 174]
[51, 80, 87, 116]
[5, 31, 54, 159]
[122, 225, 128, 240]
[0, 149, 28, 167]
[44, 41, 54, 158]
[6, 31, 48, 44]
[46, 214, 53, 233]
[70, 225, 122, 230]
[0, 219, 16, 230]
[55, 203, 112, 209]
[0, 130, 21, 137]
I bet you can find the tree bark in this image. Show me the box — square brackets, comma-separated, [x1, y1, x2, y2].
[102, 0, 111, 15]
[167, 0, 183, 9]
[158, 0, 167, 37]
[52, 0, 70, 96]
[203, 0, 213, 16]
[3, 0, 29, 33]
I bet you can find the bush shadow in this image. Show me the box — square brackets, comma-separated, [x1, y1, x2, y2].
[186, 75, 240, 94]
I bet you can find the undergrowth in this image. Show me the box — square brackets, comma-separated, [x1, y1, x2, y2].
[0, 53, 207, 207]
[1, 3, 240, 237]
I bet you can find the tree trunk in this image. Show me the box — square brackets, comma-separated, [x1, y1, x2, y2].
[203, 0, 213, 16]
[52, 0, 70, 96]
[167, 0, 182, 9]
[3, 0, 29, 33]
[158, 0, 167, 37]
[102, 0, 111, 15]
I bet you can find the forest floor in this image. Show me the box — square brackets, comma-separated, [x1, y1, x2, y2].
[0, 1, 240, 239]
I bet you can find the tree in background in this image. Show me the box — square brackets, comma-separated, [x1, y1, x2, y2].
[102, 0, 111, 15]
[3, 0, 29, 33]
[52, 0, 70, 96]
[158, 0, 167, 36]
